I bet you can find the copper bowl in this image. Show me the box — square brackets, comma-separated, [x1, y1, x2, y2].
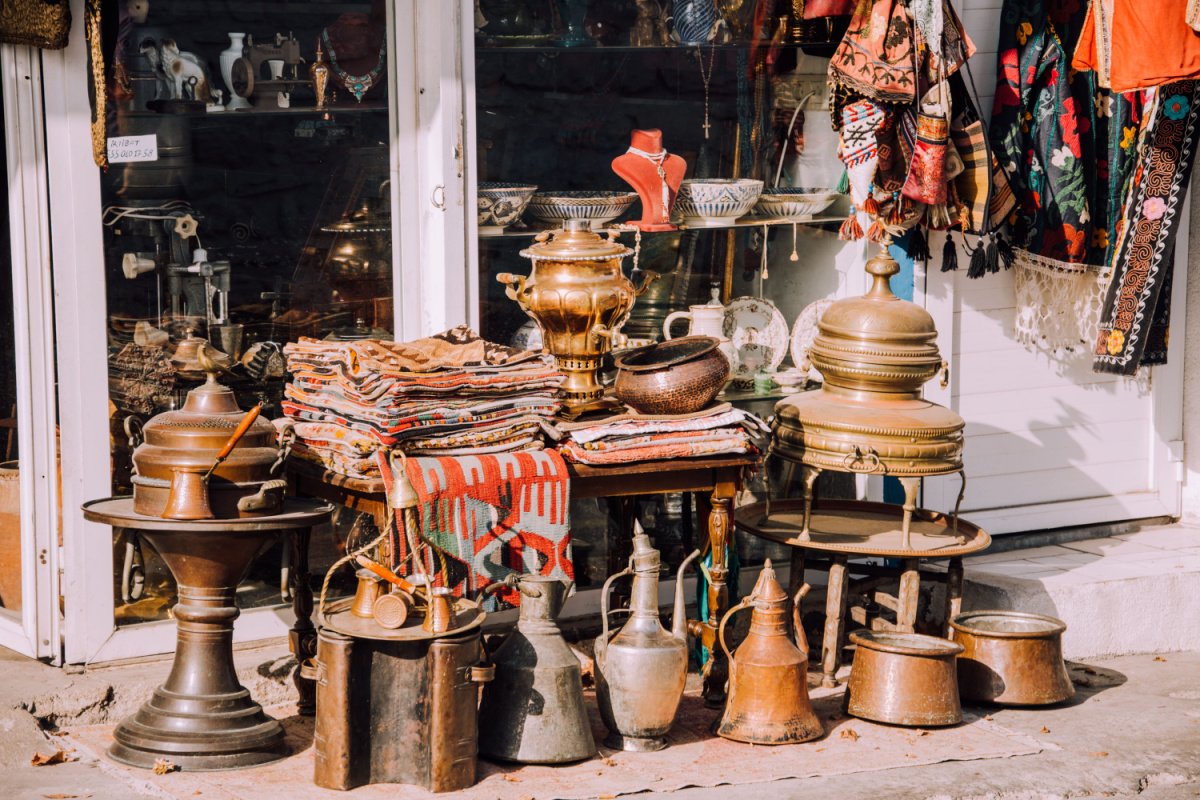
[613, 336, 730, 415]
[846, 631, 964, 727]
[950, 611, 1074, 706]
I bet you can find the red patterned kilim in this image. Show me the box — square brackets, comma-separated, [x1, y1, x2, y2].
[377, 450, 573, 611]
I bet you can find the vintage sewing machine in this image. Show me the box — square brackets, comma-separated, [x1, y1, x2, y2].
[229, 32, 311, 110]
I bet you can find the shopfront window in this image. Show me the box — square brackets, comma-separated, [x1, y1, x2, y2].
[472, 11, 850, 581]
[100, 0, 393, 624]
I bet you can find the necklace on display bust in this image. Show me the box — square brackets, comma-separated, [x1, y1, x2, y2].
[696, 42, 717, 139]
[322, 28, 386, 103]
[626, 145, 671, 222]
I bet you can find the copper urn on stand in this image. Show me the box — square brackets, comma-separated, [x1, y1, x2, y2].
[769, 244, 966, 548]
[498, 220, 658, 415]
[715, 561, 822, 744]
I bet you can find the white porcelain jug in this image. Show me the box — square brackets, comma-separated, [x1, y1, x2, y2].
[663, 285, 737, 381]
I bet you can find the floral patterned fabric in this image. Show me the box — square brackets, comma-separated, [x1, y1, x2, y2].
[989, 0, 1142, 267]
[1094, 83, 1200, 374]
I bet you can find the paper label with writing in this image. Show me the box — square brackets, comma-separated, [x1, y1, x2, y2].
[107, 134, 158, 163]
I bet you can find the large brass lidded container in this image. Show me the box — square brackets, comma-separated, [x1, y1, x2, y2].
[770, 247, 966, 548]
[498, 221, 657, 413]
[127, 347, 290, 518]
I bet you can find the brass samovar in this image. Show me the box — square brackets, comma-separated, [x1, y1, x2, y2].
[769, 246, 966, 548]
[498, 220, 657, 414]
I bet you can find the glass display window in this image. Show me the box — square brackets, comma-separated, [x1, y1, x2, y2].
[97, 0, 397, 625]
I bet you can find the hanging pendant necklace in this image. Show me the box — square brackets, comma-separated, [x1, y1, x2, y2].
[627, 145, 671, 222]
[696, 43, 717, 138]
[322, 29, 386, 103]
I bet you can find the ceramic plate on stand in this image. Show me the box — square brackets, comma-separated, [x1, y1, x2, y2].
[790, 298, 834, 373]
[722, 296, 789, 381]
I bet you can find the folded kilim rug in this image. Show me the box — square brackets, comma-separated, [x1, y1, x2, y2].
[377, 449, 573, 611]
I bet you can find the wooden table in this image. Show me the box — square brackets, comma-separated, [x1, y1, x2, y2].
[735, 497, 990, 689]
[286, 453, 760, 711]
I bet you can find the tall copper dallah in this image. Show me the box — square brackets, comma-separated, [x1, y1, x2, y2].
[769, 245, 965, 548]
[498, 220, 658, 414]
[595, 532, 700, 752]
[715, 561, 822, 745]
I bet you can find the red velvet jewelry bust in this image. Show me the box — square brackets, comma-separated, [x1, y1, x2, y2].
[612, 129, 687, 231]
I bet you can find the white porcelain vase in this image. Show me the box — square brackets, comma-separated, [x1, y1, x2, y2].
[220, 33, 251, 110]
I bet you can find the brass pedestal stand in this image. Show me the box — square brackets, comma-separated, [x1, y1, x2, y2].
[82, 497, 334, 772]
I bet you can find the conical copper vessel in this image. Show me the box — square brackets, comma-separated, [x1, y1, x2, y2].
[715, 561, 822, 744]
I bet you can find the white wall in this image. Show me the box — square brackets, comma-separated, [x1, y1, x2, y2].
[1181, 191, 1200, 521]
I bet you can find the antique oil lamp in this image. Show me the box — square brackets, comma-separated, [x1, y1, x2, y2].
[769, 245, 966, 548]
[498, 220, 658, 414]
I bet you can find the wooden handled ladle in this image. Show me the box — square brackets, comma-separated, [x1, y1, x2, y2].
[162, 403, 264, 520]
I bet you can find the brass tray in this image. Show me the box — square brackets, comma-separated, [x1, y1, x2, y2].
[318, 596, 486, 642]
[735, 498, 990, 558]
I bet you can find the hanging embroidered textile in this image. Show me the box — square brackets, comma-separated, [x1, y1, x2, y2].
[1013, 250, 1106, 351]
[1073, 0, 1200, 94]
[1094, 82, 1200, 374]
[829, 0, 917, 105]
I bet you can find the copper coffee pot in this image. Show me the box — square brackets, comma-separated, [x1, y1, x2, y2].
[715, 561, 823, 745]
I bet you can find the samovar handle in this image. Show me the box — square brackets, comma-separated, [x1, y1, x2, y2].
[718, 594, 755, 660]
[123, 414, 145, 448]
[939, 359, 950, 390]
[792, 583, 812, 655]
[632, 269, 661, 297]
[596, 566, 634, 668]
[496, 272, 533, 312]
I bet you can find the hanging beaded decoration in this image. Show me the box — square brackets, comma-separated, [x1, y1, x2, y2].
[322, 29, 386, 103]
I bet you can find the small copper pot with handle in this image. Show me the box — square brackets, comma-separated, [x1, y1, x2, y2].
[846, 631, 964, 727]
[950, 611, 1074, 706]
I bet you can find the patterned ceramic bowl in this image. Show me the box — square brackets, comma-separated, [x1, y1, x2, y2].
[478, 182, 538, 233]
[527, 191, 640, 225]
[675, 178, 764, 226]
[754, 188, 839, 219]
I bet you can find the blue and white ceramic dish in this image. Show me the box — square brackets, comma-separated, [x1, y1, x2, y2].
[478, 182, 538, 232]
[754, 187, 839, 220]
[527, 191, 639, 225]
[675, 178, 763, 226]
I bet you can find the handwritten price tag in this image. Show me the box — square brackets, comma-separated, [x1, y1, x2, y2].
[107, 134, 158, 163]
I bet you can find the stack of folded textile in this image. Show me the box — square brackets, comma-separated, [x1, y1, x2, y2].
[282, 326, 565, 478]
[555, 403, 770, 466]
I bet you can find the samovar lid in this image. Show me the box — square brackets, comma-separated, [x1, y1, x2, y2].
[811, 249, 941, 368]
[519, 220, 633, 262]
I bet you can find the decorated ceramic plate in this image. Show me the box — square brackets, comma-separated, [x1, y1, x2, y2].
[722, 296, 789, 380]
[790, 297, 834, 373]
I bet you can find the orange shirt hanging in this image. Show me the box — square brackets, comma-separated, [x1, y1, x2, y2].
[1073, 0, 1200, 93]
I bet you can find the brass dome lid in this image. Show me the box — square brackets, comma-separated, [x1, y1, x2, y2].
[772, 248, 964, 477]
[809, 250, 943, 394]
[519, 220, 633, 262]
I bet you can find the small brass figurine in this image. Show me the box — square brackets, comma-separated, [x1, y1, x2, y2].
[310, 40, 331, 111]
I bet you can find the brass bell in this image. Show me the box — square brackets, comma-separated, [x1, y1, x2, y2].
[715, 560, 823, 745]
[387, 451, 419, 511]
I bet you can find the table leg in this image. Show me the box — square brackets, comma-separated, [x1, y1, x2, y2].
[289, 526, 317, 716]
[821, 553, 849, 688]
[943, 556, 964, 636]
[702, 483, 735, 708]
[899, 476, 921, 551]
[897, 557, 921, 633]
[799, 465, 819, 540]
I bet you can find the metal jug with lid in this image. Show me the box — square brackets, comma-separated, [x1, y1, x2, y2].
[477, 574, 595, 764]
[595, 528, 700, 752]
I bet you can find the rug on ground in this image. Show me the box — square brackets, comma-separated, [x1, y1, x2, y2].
[65, 684, 1051, 800]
